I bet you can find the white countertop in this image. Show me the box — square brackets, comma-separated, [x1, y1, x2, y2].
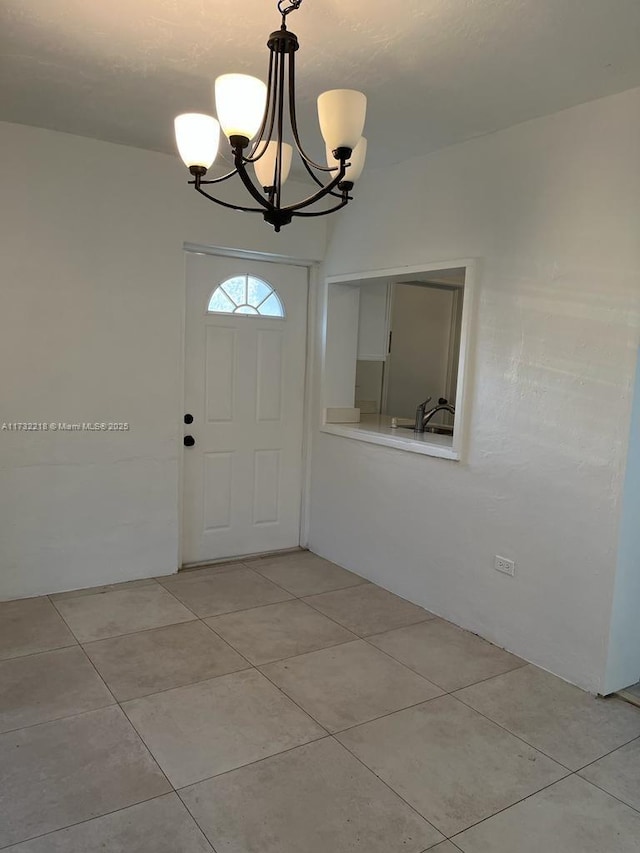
[320, 415, 459, 460]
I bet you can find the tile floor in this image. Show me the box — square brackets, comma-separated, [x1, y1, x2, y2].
[1, 550, 640, 851]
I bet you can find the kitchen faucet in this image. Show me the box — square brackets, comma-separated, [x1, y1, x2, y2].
[414, 396, 455, 433]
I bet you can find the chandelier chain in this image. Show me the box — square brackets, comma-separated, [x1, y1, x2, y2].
[277, 0, 303, 19]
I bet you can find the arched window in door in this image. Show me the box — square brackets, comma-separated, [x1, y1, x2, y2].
[207, 275, 285, 318]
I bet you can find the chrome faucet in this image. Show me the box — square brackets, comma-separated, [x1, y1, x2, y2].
[414, 396, 455, 433]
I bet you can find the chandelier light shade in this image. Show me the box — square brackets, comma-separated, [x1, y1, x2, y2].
[214, 74, 268, 141]
[254, 140, 293, 188]
[174, 113, 220, 169]
[173, 0, 367, 232]
[317, 90, 367, 151]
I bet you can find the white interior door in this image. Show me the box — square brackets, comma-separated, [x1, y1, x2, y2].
[182, 253, 308, 565]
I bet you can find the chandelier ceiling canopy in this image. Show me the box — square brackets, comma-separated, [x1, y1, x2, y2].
[174, 0, 367, 232]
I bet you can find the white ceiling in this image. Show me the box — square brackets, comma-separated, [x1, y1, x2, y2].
[2, 0, 640, 171]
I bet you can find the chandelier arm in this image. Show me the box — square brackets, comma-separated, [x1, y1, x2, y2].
[234, 151, 274, 210]
[191, 167, 239, 185]
[277, 161, 348, 214]
[194, 184, 265, 214]
[274, 32, 287, 210]
[293, 198, 350, 217]
[243, 50, 277, 163]
[287, 44, 336, 173]
[299, 155, 347, 199]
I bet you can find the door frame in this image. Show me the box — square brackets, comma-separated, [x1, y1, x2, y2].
[178, 243, 320, 568]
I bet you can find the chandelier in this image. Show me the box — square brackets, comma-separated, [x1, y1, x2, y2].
[174, 0, 367, 232]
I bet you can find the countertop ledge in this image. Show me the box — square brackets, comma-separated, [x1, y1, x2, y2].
[320, 416, 459, 461]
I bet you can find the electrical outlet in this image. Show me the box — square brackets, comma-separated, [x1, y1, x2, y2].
[494, 556, 515, 576]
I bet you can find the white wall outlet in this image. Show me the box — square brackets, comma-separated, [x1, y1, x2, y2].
[495, 556, 515, 576]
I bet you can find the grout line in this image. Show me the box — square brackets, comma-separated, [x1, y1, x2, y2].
[329, 692, 443, 736]
[174, 734, 332, 793]
[48, 578, 160, 602]
[447, 690, 575, 773]
[79, 617, 206, 648]
[253, 663, 333, 735]
[573, 771, 640, 817]
[572, 732, 640, 774]
[98, 661, 254, 705]
[201, 615, 358, 668]
[173, 788, 219, 853]
[116, 703, 178, 793]
[53, 613, 200, 645]
[444, 773, 575, 841]
[0, 792, 178, 852]
[300, 593, 433, 637]
[0, 639, 79, 664]
[43, 607, 120, 707]
[0, 698, 120, 738]
[361, 628, 527, 692]
[49, 601, 176, 798]
[332, 733, 445, 840]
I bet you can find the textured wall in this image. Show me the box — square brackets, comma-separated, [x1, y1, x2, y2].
[309, 87, 640, 692]
[0, 121, 325, 600]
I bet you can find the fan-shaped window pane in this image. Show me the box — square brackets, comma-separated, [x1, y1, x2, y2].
[221, 277, 246, 305]
[247, 277, 272, 308]
[259, 293, 284, 317]
[207, 275, 285, 318]
[208, 289, 235, 313]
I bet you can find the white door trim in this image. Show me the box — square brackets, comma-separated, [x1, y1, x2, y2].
[178, 243, 320, 569]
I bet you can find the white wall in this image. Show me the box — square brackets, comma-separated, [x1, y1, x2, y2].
[385, 284, 455, 420]
[309, 87, 640, 692]
[357, 280, 389, 361]
[0, 121, 326, 600]
[324, 284, 360, 409]
[603, 345, 640, 693]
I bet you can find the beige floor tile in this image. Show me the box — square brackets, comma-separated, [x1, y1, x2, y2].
[304, 583, 433, 636]
[84, 621, 248, 701]
[261, 639, 442, 732]
[253, 551, 367, 596]
[122, 669, 324, 788]
[4, 794, 213, 852]
[206, 599, 356, 665]
[0, 646, 114, 733]
[0, 597, 76, 661]
[181, 738, 444, 853]
[0, 706, 171, 848]
[454, 776, 640, 853]
[430, 845, 460, 852]
[50, 578, 158, 601]
[159, 566, 293, 618]
[369, 619, 525, 691]
[456, 665, 640, 769]
[52, 584, 196, 642]
[337, 695, 566, 837]
[579, 737, 640, 810]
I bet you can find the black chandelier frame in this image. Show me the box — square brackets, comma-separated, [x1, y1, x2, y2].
[187, 0, 357, 232]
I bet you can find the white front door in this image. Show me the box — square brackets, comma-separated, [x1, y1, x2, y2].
[182, 253, 308, 565]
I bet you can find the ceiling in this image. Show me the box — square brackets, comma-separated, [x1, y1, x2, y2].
[2, 0, 640, 172]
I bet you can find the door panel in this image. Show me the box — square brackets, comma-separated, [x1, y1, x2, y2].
[205, 326, 236, 422]
[182, 253, 308, 564]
